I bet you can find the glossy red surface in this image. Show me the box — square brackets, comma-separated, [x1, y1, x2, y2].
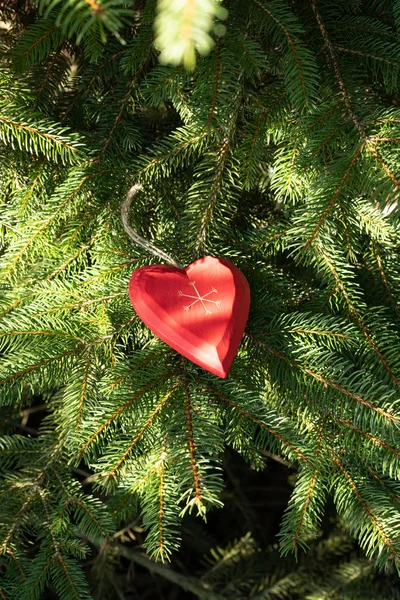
[128, 256, 250, 378]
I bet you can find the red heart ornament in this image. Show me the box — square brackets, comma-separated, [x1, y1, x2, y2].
[128, 256, 250, 378]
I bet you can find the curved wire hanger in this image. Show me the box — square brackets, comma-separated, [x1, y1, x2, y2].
[121, 184, 184, 270]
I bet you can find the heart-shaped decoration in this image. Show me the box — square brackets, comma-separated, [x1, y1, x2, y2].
[128, 256, 250, 378]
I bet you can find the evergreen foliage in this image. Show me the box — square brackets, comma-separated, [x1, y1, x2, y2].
[1, 0, 400, 597]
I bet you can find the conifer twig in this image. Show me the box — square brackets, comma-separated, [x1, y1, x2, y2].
[310, 0, 400, 195]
